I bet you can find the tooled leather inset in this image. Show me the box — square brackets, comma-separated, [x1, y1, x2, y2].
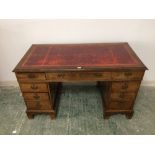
[22, 44, 139, 68]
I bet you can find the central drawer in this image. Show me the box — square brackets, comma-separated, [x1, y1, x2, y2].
[46, 72, 111, 81]
[20, 83, 48, 92]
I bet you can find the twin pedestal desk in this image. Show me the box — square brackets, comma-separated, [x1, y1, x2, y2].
[13, 43, 147, 119]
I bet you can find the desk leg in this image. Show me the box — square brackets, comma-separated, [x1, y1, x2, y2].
[26, 112, 34, 119]
[125, 111, 134, 119]
[103, 113, 110, 119]
[50, 113, 56, 119]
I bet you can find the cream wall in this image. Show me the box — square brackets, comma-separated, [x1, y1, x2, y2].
[0, 20, 155, 84]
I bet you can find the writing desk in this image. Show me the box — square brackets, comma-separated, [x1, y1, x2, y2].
[13, 43, 147, 119]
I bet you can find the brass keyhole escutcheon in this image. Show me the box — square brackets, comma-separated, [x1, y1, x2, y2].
[77, 66, 82, 69]
[119, 93, 125, 98]
[57, 73, 65, 78]
[28, 74, 36, 79]
[124, 72, 132, 76]
[33, 93, 40, 99]
[35, 101, 41, 109]
[31, 84, 38, 90]
[94, 73, 102, 77]
[122, 82, 128, 89]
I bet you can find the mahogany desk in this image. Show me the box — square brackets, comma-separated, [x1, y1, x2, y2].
[13, 43, 147, 119]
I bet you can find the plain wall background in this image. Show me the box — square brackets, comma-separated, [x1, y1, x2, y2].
[0, 19, 155, 84]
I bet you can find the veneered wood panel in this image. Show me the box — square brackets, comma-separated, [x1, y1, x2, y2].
[23, 93, 49, 100]
[111, 71, 144, 80]
[20, 83, 48, 92]
[25, 100, 52, 110]
[111, 81, 140, 92]
[16, 73, 46, 81]
[107, 101, 133, 110]
[110, 92, 136, 101]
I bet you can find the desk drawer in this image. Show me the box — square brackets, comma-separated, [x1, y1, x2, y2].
[107, 101, 133, 110]
[20, 83, 48, 92]
[112, 71, 144, 80]
[110, 92, 136, 101]
[23, 93, 49, 100]
[46, 72, 111, 81]
[16, 73, 46, 81]
[25, 100, 52, 110]
[111, 81, 140, 92]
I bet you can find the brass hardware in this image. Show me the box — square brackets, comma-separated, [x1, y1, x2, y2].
[124, 72, 132, 76]
[31, 84, 38, 90]
[119, 93, 124, 98]
[94, 73, 102, 77]
[57, 73, 65, 78]
[28, 74, 36, 78]
[79, 73, 87, 78]
[79, 73, 102, 78]
[33, 93, 40, 99]
[77, 66, 82, 69]
[119, 101, 124, 109]
[35, 101, 41, 109]
[122, 82, 128, 89]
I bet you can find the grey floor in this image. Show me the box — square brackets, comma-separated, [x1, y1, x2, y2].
[0, 84, 155, 135]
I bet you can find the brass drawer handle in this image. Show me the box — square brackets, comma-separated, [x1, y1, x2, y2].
[35, 101, 41, 109]
[33, 93, 40, 99]
[124, 72, 132, 76]
[119, 93, 124, 98]
[79, 73, 102, 78]
[28, 74, 36, 79]
[94, 73, 102, 77]
[119, 101, 124, 104]
[57, 73, 65, 78]
[31, 84, 38, 90]
[79, 74, 86, 78]
[122, 83, 128, 89]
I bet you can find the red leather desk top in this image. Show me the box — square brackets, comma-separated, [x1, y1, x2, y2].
[13, 43, 147, 72]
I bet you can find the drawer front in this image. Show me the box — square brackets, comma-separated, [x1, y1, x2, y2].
[110, 92, 136, 101]
[16, 73, 46, 81]
[107, 101, 133, 110]
[20, 83, 48, 92]
[25, 100, 52, 110]
[23, 93, 49, 100]
[112, 71, 144, 80]
[46, 72, 111, 81]
[111, 81, 140, 92]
